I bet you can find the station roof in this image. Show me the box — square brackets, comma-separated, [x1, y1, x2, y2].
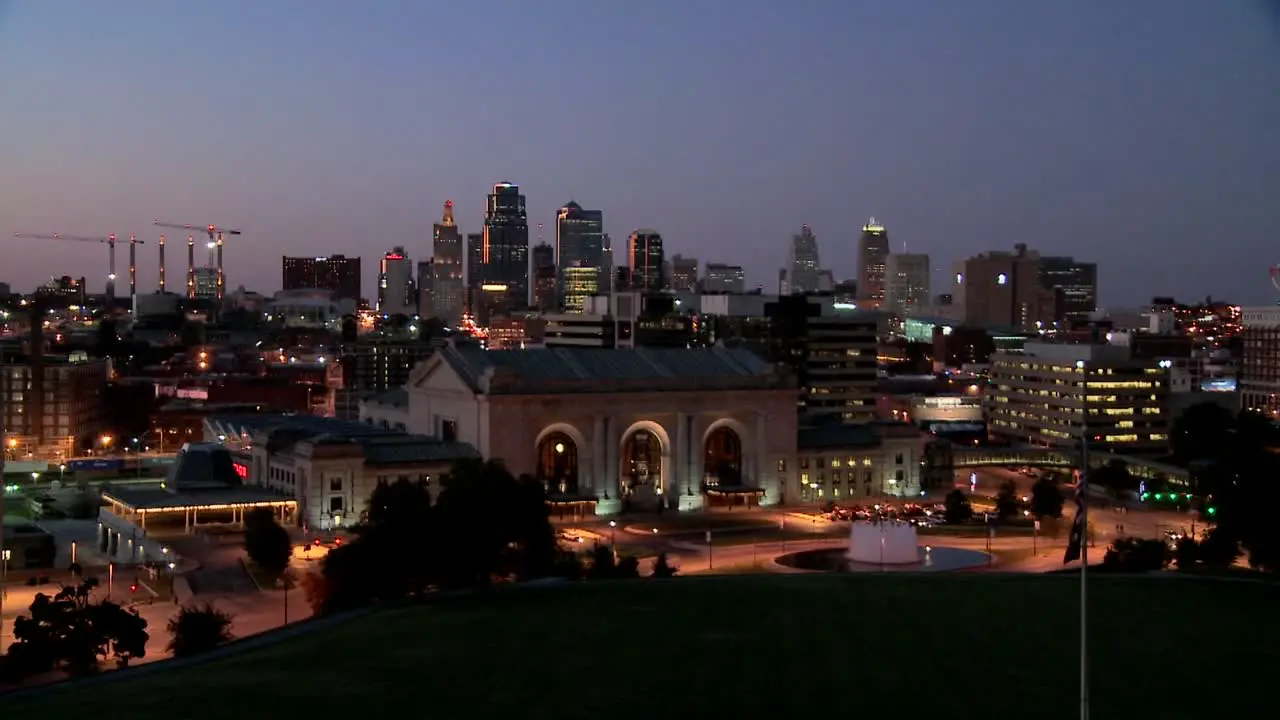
[103, 484, 294, 513]
[797, 425, 883, 450]
[440, 343, 785, 394]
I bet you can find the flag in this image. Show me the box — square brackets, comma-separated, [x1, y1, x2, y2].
[1063, 481, 1086, 564]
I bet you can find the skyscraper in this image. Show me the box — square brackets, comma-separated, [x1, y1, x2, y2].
[555, 201, 605, 307]
[856, 218, 889, 306]
[465, 232, 484, 315]
[480, 182, 530, 309]
[281, 255, 362, 301]
[431, 200, 465, 325]
[378, 247, 414, 315]
[703, 263, 746, 293]
[1039, 256, 1098, 322]
[627, 229, 665, 292]
[885, 253, 931, 315]
[952, 244, 1053, 332]
[787, 225, 821, 293]
[669, 254, 699, 291]
[532, 242, 557, 311]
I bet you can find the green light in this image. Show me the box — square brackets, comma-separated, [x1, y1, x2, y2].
[1207, 506, 1217, 516]
[1141, 492, 1149, 501]
[1155, 493, 1164, 500]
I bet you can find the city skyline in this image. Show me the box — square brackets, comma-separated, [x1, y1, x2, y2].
[1, 2, 1278, 304]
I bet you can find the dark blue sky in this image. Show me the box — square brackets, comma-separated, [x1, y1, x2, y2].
[1, 1, 1277, 306]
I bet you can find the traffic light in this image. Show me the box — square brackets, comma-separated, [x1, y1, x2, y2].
[129, 583, 138, 593]
[334, 537, 343, 546]
[313, 538, 321, 547]
[1207, 506, 1217, 516]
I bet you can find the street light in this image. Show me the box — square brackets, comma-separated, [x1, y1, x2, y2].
[608, 520, 617, 547]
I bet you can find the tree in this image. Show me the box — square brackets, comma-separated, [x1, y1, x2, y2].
[1090, 459, 1139, 495]
[943, 489, 973, 525]
[4, 579, 149, 678]
[585, 545, 640, 580]
[1171, 401, 1235, 465]
[1197, 527, 1241, 570]
[167, 603, 235, 658]
[1101, 538, 1169, 573]
[1173, 536, 1199, 571]
[243, 508, 292, 583]
[651, 553, 679, 578]
[994, 480, 1021, 521]
[1030, 476, 1065, 519]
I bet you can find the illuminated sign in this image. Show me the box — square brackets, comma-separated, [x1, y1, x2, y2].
[833, 302, 858, 310]
[1200, 378, 1237, 393]
[480, 284, 508, 292]
[233, 462, 249, 479]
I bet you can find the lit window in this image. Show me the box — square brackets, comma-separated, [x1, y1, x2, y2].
[997, 273, 1008, 285]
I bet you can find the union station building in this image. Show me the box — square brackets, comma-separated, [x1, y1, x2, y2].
[360, 341, 928, 514]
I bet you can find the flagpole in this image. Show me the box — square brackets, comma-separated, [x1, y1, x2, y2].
[1078, 359, 1090, 720]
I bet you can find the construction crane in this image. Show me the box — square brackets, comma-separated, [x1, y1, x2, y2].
[153, 221, 243, 302]
[12, 232, 145, 305]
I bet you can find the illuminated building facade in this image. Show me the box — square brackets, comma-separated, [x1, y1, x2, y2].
[431, 201, 465, 325]
[856, 219, 889, 306]
[703, 263, 745, 293]
[561, 262, 600, 313]
[1241, 306, 1280, 418]
[192, 267, 219, 301]
[481, 182, 530, 310]
[281, 255, 362, 302]
[669, 254, 698, 292]
[532, 242, 557, 311]
[556, 201, 604, 307]
[987, 341, 1171, 453]
[885, 253, 930, 315]
[1039, 256, 1098, 322]
[626, 229, 664, 292]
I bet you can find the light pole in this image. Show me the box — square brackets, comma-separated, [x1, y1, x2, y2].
[1076, 358, 1091, 720]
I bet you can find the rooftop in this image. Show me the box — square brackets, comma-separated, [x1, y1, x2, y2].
[438, 343, 789, 395]
[367, 387, 408, 409]
[208, 413, 480, 466]
[103, 483, 294, 512]
[797, 425, 882, 450]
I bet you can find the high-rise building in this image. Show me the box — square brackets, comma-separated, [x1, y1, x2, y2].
[561, 262, 600, 313]
[465, 232, 484, 315]
[856, 218, 889, 306]
[1039, 256, 1098, 322]
[702, 263, 746, 293]
[282, 255, 362, 301]
[788, 225, 821, 294]
[555, 201, 604, 305]
[430, 200, 465, 325]
[626, 229, 664, 292]
[377, 247, 414, 315]
[600, 233, 614, 295]
[481, 182, 530, 310]
[987, 341, 1171, 454]
[669, 255, 699, 291]
[952, 244, 1053, 332]
[1241, 306, 1280, 418]
[532, 242, 557, 311]
[885, 253, 931, 315]
[192, 267, 219, 301]
[417, 259, 434, 318]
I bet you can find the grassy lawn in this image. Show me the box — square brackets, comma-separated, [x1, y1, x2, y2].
[632, 513, 777, 533]
[919, 522, 1036, 537]
[5, 575, 1277, 719]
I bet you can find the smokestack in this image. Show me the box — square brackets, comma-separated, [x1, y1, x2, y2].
[158, 234, 167, 293]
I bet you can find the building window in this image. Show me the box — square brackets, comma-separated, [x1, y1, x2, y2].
[441, 419, 458, 442]
[776, 459, 786, 472]
[329, 477, 342, 492]
[895, 453, 904, 465]
[329, 496, 344, 513]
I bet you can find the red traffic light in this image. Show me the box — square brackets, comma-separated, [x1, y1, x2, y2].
[129, 583, 138, 593]
[334, 537, 343, 546]
[313, 539, 321, 546]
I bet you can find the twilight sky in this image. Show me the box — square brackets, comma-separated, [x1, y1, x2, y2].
[1, 1, 1278, 307]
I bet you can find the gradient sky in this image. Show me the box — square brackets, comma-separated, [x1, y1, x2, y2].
[1, 1, 1278, 306]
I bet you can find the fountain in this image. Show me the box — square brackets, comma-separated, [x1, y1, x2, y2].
[774, 519, 991, 573]
[847, 520, 922, 565]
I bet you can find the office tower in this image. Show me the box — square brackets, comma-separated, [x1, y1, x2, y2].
[856, 218, 889, 306]
[987, 341, 1170, 453]
[788, 225, 821, 293]
[1039, 256, 1098, 322]
[561, 261, 600, 313]
[282, 255, 362, 301]
[600, 233, 614, 294]
[885, 253, 931, 315]
[703, 263, 746, 293]
[532, 242, 557, 311]
[465, 232, 484, 315]
[556, 201, 605, 306]
[378, 247, 414, 315]
[427, 200, 465, 325]
[417, 259, 434, 318]
[952, 244, 1053, 332]
[481, 182, 530, 309]
[669, 255, 699, 291]
[626, 229, 664, 292]
[1241, 307, 1280, 417]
